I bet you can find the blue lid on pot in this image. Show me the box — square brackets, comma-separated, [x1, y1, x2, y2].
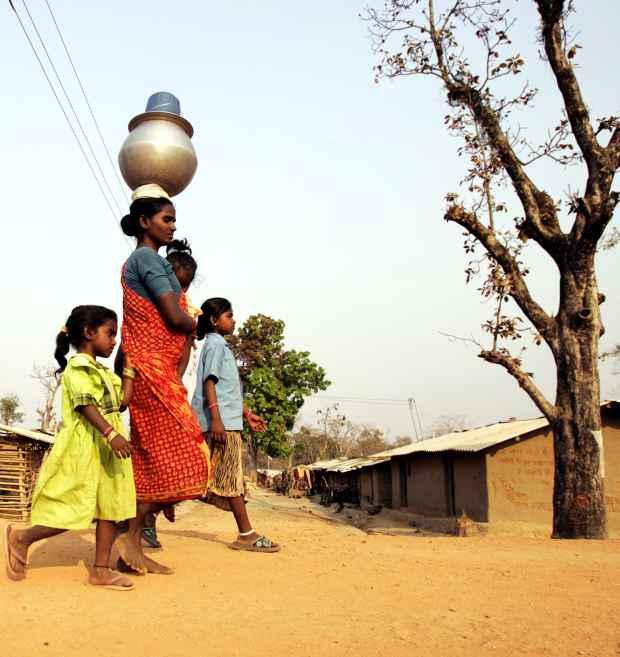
[145, 91, 182, 116]
[127, 91, 194, 137]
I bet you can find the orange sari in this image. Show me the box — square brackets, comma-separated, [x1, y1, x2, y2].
[121, 270, 209, 503]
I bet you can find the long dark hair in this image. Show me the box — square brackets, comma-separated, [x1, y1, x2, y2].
[196, 298, 232, 340]
[120, 197, 173, 238]
[166, 238, 197, 280]
[54, 305, 117, 373]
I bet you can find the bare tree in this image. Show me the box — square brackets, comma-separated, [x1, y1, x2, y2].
[365, 0, 619, 537]
[31, 364, 60, 433]
[432, 414, 468, 436]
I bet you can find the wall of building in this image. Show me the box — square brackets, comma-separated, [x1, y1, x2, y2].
[391, 459, 405, 509]
[453, 453, 488, 522]
[406, 453, 449, 516]
[360, 470, 373, 504]
[485, 428, 554, 525]
[602, 415, 620, 532]
[486, 413, 620, 532]
[371, 463, 392, 507]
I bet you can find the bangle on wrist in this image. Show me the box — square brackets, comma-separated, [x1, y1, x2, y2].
[122, 367, 136, 380]
[106, 430, 119, 443]
[102, 426, 114, 438]
[207, 402, 218, 410]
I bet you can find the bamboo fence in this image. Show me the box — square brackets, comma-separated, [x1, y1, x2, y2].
[0, 435, 49, 521]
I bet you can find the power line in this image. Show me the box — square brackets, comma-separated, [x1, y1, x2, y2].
[19, 0, 126, 217]
[10, 0, 132, 251]
[44, 0, 130, 205]
[313, 394, 410, 406]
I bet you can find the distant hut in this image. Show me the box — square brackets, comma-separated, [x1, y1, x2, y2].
[0, 424, 54, 521]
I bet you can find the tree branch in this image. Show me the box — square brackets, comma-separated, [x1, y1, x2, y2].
[480, 349, 557, 421]
[425, 2, 565, 256]
[536, 1, 604, 180]
[445, 203, 559, 352]
[607, 125, 620, 171]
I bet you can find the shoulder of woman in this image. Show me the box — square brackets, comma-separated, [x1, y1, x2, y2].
[133, 247, 173, 273]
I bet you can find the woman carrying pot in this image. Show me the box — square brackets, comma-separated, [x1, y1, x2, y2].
[115, 185, 209, 575]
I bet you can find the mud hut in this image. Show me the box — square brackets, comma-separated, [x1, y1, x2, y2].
[366, 400, 620, 532]
[0, 424, 53, 521]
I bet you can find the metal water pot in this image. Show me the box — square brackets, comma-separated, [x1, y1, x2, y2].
[118, 92, 197, 197]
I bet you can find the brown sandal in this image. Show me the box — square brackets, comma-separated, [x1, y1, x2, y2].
[229, 535, 281, 553]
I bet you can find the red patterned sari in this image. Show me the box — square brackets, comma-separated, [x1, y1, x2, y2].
[121, 270, 210, 503]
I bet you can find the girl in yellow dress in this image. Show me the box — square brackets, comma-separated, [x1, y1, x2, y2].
[4, 305, 137, 591]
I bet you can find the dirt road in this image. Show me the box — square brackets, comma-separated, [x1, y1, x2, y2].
[2, 491, 619, 657]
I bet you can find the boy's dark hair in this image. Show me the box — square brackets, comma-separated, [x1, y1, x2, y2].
[120, 197, 173, 238]
[54, 305, 117, 373]
[196, 298, 232, 340]
[166, 238, 197, 279]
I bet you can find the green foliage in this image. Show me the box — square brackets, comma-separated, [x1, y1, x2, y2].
[0, 394, 25, 426]
[228, 314, 330, 458]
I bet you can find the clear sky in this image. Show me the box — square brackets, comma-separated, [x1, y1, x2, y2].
[1, 0, 618, 439]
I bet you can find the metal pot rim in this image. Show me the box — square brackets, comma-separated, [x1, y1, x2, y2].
[127, 111, 194, 138]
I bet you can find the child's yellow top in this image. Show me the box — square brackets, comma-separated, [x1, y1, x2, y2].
[30, 353, 136, 530]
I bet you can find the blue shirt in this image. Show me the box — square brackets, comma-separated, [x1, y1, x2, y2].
[124, 247, 181, 304]
[191, 332, 243, 431]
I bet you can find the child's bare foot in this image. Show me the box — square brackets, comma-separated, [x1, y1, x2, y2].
[89, 566, 134, 591]
[4, 525, 28, 580]
[114, 532, 147, 575]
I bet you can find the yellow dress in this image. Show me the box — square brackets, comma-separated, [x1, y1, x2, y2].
[30, 353, 136, 529]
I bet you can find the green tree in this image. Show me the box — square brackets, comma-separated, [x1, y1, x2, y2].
[229, 314, 330, 476]
[366, 0, 619, 538]
[0, 395, 25, 426]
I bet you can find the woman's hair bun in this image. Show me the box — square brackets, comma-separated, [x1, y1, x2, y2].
[121, 213, 138, 237]
[120, 197, 172, 239]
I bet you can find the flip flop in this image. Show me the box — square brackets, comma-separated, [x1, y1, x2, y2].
[229, 535, 281, 553]
[4, 525, 26, 581]
[89, 567, 135, 591]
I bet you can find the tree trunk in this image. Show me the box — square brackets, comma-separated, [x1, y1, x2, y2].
[552, 256, 607, 538]
[246, 436, 258, 483]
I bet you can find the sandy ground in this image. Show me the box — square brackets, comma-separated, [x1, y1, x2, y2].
[1, 490, 619, 657]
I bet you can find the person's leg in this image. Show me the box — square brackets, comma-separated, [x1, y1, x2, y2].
[5, 524, 66, 579]
[115, 502, 173, 574]
[142, 511, 162, 549]
[89, 520, 133, 590]
[229, 496, 257, 542]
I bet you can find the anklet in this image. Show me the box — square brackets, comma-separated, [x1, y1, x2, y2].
[238, 529, 254, 537]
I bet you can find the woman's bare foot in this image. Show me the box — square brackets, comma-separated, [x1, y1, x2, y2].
[114, 532, 147, 575]
[143, 554, 174, 575]
[89, 566, 134, 591]
[4, 525, 28, 581]
[116, 548, 174, 575]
